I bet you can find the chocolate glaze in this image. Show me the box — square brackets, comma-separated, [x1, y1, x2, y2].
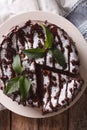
[0, 20, 84, 115]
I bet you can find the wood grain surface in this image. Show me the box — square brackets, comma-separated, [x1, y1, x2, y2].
[0, 88, 87, 130]
[0, 110, 10, 130]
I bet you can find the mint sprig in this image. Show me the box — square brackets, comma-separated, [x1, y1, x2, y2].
[19, 76, 31, 101]
[4, 76, 20, 94]
[51, 48, 67, 69]
[24, 48, 45, 59]
[24, 24, 67, 69]
[41, 25, 54, 49]
[5, 55, 31, 102]
[12, 55, 23, 74]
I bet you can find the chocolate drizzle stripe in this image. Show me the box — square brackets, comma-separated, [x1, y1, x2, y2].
[68, 42, 71, 72]
[66, 80, 69, 105]
[57, 73, 62, 106]
[48, 71, 52, 109]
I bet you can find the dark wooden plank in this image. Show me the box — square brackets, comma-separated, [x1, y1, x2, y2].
[69, 87, 87, 130]
[11, 110, 68, 130]
[38, 111, 68, 130]
[0, 110, 10, 130]
[11, 112, 38, 130]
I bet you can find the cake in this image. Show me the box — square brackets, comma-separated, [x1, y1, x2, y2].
[0, 20, 84, 115]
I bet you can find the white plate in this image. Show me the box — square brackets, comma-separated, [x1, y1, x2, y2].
[0, 11, 87, 118]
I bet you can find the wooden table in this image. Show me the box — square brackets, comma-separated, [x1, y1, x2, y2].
[0, 87, 87, 130]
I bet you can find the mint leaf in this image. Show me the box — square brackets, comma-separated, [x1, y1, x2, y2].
[5, 54, 31, 102]
[5, 76, 31, 102]
[4, 76, 21, 94]
[19, 76, 31, 101]
[41, 25, 54, 49]
[24, 48, 45, 59]
[51, 48, 67, 69]
[12, 55, 23, 74]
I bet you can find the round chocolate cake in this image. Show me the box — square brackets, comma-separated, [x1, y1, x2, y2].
[0, 20, 84, 115]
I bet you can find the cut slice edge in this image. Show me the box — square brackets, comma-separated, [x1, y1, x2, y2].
[40, 68, 84, 114]
[34, 63, 84, 114]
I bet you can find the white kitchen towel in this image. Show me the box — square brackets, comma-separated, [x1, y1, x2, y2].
[0, 0, 79, 25]
[0, 0, 87, 110]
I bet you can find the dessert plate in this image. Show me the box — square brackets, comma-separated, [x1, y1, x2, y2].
[0, 11, 87, 118]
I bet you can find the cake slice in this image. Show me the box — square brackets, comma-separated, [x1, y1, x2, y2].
[41, 68, 83, 114]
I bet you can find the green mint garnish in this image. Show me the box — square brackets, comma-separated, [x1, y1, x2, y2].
[5, 76, 31, 101]
[24, 48, 45, 59]
[24, 24, 66, 69]
[5, 55, 31, 102]
[41, 25, 54, 49]
[12, 55, 23, 74]
[4, 76, 21, 94]
[19, 76, 31, 101]
[50, 48, 67, 69]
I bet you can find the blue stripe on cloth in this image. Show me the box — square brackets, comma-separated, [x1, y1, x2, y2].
[65, 0, 87, 40]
